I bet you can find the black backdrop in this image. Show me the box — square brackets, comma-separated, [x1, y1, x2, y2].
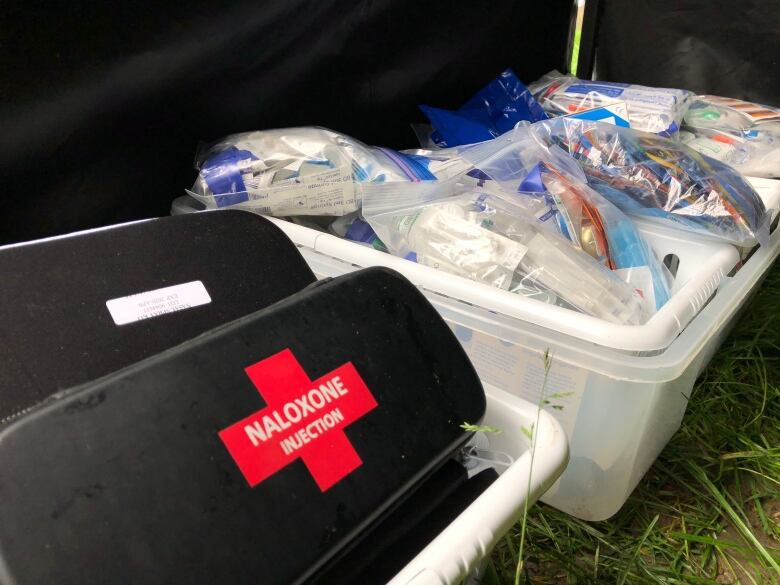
[595, 0, 780, 105]
[0, 0, 571, 244]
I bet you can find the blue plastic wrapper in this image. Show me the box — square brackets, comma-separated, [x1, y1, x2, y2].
[419, 68, 547, 147]
[329, 213, 388, 251]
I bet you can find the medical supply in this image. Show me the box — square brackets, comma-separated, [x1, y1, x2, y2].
[365, 185, 645, 325]
[533, 117, 770, 246]
[410, 127, 671, 310]
[529, 71, 692, 136]
[682, 95, 780, 178]
[525, 162, 670, 310]
[419, 68, 547, 147]
[189, 127, 460, 216]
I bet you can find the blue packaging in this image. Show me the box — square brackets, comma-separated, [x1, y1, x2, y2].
[419, 69, 547, 147]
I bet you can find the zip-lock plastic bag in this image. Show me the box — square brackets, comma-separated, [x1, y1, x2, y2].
[189, 127, 469, 216]
[532, 117, 770, 247]
[681, 95, 780, 179]
[363, 182, 646, 325]
[528, 71, 692, 137]
[418, 68, 548, 148]
[403, 129, 672, 311]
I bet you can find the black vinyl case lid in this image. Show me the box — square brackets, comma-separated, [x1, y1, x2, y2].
[0, 210, 316, 421]
[0, 267, 486, 585]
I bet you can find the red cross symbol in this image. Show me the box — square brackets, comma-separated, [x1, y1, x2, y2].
[219, 349, 378, 492]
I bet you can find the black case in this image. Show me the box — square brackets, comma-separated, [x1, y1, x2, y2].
[0, 267, 486, 585]
[0, 210, 316, 421]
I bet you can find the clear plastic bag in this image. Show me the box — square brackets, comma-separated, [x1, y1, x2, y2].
[528, 71, 692, 137]
[403, 129, 672, 311]
[188, 127, 468, 216]
[532, 117, 770, 247]
[681, 95, 780, 179]
[363, 182, 646, 325]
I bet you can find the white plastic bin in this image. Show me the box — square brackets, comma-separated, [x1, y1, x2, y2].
[267, 217, 740, 352]
[171, 178, 780, 519]
[389, 385, 568, 585]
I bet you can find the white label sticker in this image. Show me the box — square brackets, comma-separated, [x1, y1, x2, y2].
[240, 166, 358, 216]
[106, 281, 212, 326]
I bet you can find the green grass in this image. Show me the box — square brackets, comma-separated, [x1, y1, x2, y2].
[489, 262, 780, 584]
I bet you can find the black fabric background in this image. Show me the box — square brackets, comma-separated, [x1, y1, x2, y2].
[596, 0, 780, 104]
[0, 0, 571, 244]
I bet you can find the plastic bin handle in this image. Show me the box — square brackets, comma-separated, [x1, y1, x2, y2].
[387, 389, 568, 585]
[645, 258, 730, 335]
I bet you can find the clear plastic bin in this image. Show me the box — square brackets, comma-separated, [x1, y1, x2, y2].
[171, 178, 780, 519]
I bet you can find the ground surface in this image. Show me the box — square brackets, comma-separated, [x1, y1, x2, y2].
[488, 262, 780, 584]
